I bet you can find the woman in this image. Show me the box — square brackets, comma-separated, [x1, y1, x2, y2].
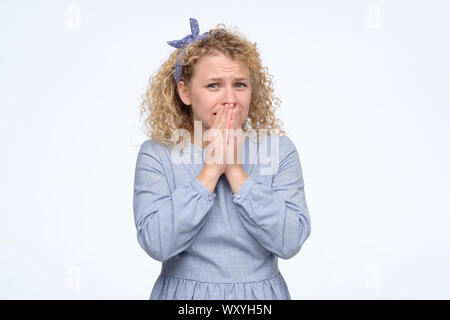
[133, 18, 311, 299]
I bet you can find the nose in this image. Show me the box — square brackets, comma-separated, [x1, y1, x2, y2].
[222, 85, 237, 108]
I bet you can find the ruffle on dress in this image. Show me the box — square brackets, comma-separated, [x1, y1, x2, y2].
[150, 272, 291, 300]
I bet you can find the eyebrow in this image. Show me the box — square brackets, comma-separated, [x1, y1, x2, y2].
[204, 77, 249, 82]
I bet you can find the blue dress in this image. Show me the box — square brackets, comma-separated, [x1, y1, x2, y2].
[133, 134, 311, 299]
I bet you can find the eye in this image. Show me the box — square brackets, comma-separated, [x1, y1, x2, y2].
[207, 83, 247, 88]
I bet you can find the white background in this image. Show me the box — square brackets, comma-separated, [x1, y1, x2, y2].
[1, 0, 449, 299]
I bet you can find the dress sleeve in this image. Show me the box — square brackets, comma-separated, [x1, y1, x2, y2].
[231, 136, 311, 259]
[133, 141, 216, 262]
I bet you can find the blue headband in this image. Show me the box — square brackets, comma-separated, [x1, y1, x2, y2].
[167, 18, 210, 84]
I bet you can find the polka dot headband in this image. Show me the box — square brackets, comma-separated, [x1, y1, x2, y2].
[166, 17, 210, 84]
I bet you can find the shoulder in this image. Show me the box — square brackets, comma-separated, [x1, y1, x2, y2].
[280, 135, 298, 155]
[276, 134, 293, 148]
[138, 138, 170, 155]
[251, 133, 297, 158]
[260, 134, 297, 156]
[136, 139, 172, 167]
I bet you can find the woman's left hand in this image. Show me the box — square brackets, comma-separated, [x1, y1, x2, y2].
[225, 105, 246, 176]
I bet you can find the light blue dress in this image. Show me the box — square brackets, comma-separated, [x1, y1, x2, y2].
[133, 134, 311, 299]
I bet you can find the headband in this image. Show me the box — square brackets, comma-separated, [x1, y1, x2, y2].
[166, 17, 210, 84]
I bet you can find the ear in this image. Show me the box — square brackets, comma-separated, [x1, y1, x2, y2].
[177, 81, 191, 106]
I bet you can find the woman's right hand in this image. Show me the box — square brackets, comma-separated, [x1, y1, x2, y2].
[204, 105, 232, 177]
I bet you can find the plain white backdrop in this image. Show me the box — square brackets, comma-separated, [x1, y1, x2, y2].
[1, 0, 449, 299]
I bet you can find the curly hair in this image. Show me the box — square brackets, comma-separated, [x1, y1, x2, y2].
[139, 22, 286, 149]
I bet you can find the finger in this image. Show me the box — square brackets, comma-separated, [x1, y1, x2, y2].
[227, 107, 233, 129]
[213, 105, 224, 128]
[233, 107, 242, 129]
[215, 107, 227, 147]
[212, 108, 225, 138]
[220, 106, 227, 124]
[210, 107, 225, 147]
[222, 107, 229, 146]
[226, 107, 233, 144]
[226, 107, 232, 127]
[227, 118, 233, 145]
[226, 108, 234, 130]
[220, 106, 229, 131]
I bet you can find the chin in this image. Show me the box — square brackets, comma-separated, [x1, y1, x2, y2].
[202, 121, 213, 131]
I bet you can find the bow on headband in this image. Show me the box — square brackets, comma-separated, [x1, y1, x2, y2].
[167, 18, 210, 84]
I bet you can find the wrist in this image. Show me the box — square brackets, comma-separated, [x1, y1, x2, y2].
[225, 164, 244, 177]
[203, 164, 223, 179]
[225, 164, 248, 194]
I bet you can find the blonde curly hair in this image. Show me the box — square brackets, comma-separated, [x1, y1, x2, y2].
[139, 22, 286, 149]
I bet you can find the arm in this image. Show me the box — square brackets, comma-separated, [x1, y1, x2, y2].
[229, 136, 311, 259]
[133, 141, 218, 262]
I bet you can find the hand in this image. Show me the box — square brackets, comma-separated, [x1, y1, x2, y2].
[203, 105, 232, 177]
[225, 105, 246, 176]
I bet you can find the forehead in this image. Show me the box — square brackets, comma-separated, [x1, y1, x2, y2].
[193, 52, 249, 80]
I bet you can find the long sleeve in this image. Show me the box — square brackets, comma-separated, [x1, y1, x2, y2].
[133, 141, 216, 262]
[231, 136, 311, 260]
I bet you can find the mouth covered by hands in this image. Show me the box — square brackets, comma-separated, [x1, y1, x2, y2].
[224, 104, 246, 170]
[204, 104, 246, 176]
